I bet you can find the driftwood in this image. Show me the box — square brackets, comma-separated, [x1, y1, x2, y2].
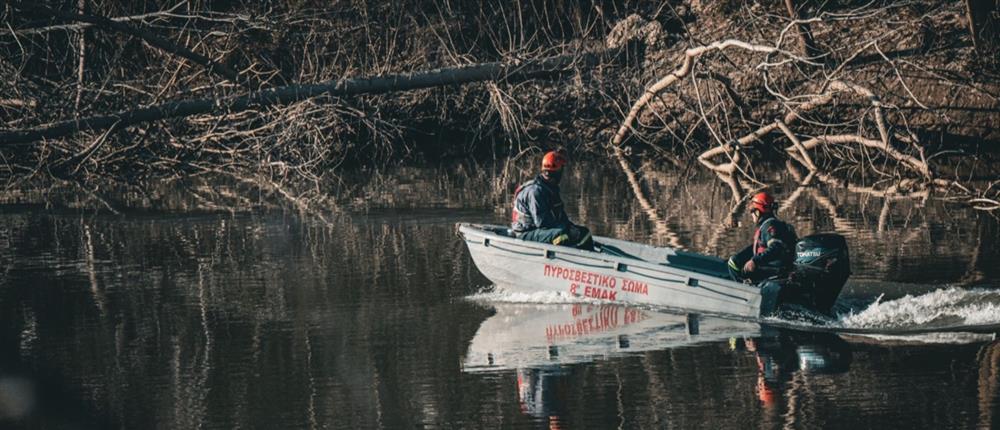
[603, 11, 997, 225]
[601, 6, 967, 210]
[608, 39, 809, 151]
[605, 38, 809, 236]
[697, 79, 933, 180]
[606, 37, 816, 188]
[0, 51, 610, 144]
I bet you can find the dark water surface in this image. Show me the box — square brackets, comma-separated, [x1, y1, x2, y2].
[1, 161, 999, 429]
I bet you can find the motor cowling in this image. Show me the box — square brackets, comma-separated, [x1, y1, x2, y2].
[795, 234, 849, 271]
[788, 234, 851, 312]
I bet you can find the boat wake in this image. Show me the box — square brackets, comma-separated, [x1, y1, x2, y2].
[768, 287, 1000, 342]
[837, 287, 1000, 328]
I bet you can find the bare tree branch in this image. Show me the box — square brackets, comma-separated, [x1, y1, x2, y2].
[7, 2, 186, 35]
[9, 1, 243, 85]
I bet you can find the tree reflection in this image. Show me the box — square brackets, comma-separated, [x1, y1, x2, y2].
[0, 209, 486, 427]
[977, 340, 1000, 429]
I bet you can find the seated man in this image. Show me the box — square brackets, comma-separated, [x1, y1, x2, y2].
[511, 151, 594, 251]
[729, 192, 798, 283]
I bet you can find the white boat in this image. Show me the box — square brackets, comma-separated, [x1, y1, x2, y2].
[459, 223, 770, 317]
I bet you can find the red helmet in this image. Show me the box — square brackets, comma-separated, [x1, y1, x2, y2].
[749, 192, 777, 214]
[541, 151, 567, 172]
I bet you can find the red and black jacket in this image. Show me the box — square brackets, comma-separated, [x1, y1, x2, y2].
[751, 215, 798, 272]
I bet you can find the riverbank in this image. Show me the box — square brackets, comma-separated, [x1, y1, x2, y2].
[1, 1, 998, 208]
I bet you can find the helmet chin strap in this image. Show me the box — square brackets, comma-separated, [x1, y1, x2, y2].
[750, 208, 773, 223]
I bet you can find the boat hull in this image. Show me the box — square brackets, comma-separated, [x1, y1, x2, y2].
[459, 223, 763, 318]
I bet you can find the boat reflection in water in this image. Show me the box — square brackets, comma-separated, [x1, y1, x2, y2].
[463, 303, 760, 372]
[462, 303, 853, 425]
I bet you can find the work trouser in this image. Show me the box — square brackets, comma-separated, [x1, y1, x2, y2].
[729, 246, 789, 315]
[518, 225, 594, 251]
[728, 245, 784, 284]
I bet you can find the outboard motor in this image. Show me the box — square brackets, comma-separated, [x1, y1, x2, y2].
[782, 234, 851, 313]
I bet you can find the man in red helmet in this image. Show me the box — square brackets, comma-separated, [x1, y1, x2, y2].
[728, 192, 798, 283]
[511, 150, 594, 250]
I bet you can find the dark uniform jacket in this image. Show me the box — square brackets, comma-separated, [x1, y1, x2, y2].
[511, 175, 571, 233]
[752, 215, 798, 272]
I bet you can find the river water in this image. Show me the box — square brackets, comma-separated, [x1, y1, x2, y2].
[0, 160, 998, 429]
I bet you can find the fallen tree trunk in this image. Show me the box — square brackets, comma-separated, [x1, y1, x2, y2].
[0, 50, 609, 145]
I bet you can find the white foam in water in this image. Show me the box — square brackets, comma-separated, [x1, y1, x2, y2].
[466, 285, 599, 305]
[837, 287, 1000, 329]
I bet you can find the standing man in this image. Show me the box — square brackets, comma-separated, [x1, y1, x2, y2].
[511, 150, 594, 251]
[728, 192, 797, 283]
